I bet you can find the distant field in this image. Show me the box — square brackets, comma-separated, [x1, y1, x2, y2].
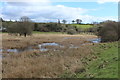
[70, 24, 94, 29]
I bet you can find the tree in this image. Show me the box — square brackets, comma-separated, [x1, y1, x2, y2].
[7, 22, 19, 36]
[72, 20, 75, 24]
[18, 16, 33, 37]
[62, 20, 67, 24]
[76, 19, 82, 24]
[34, 23, 38, 31]
[58, 19, 61, 24]
[20, 16, 31, 22]
[0, 18, 4, 22]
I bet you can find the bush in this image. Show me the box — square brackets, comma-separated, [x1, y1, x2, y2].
[97, 21, 118, 42]
[7, 23, 19, 34]
[35, 23, 62, 32]
[67, 29, 77, 35]
[101, 31, 118, 42]
[7, 16, 34, 37]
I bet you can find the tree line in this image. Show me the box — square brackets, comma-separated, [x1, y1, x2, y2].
[1, 17, 120, 42]
[1, 16, 84, 36]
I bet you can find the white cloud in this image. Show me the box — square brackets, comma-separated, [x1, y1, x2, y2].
[79, 15, 117, 23]
[97, 0, 119, 4]
[1, 0, 119, 3]
[1, 1, 117, 23]
[1, 2, 87, 21]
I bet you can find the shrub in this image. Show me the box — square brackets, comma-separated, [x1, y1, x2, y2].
[7, 23, 19, 34]
[67, 29, 77, 35]
[7, 16, 34, 37]
[36, 23, 62, 32]
[97, 21, 118, 42]
[101, 31, 118, 42]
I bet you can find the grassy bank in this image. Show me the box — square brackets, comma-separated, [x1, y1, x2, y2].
[60, 42, 118, 78]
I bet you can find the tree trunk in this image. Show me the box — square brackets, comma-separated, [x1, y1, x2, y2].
[24, 33, 27, 37]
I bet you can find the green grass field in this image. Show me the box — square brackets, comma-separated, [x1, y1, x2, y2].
[60, 42, 118, 78]
[70, 24, 94, 29]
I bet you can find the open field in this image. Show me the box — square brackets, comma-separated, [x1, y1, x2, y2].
[70, 24, 94, 29]
[1, 33, 118, 78]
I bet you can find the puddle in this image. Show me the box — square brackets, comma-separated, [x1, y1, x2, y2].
[1, 42, 63, 53]
[1, 38, 101, 54]
[69, 44, 79, 48]
[0, 49, 2, 53]
[0, 53, 2, 59]
[89, 38, 101, 43]
[7, 49, 18, 53]
[38, 42, 62, 51]
[40, 43, 59, 46]
[64, 37, 80, 40]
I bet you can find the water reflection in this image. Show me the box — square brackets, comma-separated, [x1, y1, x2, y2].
[89, 38, 101, 43]
[1, 38, 101, 53]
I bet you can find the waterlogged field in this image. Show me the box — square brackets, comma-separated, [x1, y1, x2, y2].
[1, 33, 118, 78]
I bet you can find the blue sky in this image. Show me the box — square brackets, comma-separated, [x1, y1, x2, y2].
[52, 2, 117, 17]
[0, 0, 118, 23]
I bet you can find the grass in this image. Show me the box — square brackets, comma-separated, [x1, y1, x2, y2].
[2, 33, 118, 78]
[2, 33, 96, 49]
[70, 24, 94, 29]
[61, 42, 118, 78]
[0, 31, 63, 34]
[0, 32, 7, 33]
[2, 33, 97, 78]
[33, 31, 63, 34]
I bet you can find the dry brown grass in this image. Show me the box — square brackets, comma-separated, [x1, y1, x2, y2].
[2, 33, 97, 49]
[2, 33, 96, 78]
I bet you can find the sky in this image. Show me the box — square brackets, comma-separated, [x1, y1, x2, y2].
[0, 0, 118, 23]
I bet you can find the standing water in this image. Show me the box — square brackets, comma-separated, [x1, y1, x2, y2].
[1, 38, 101, 54]
[89, 38, 101, 43]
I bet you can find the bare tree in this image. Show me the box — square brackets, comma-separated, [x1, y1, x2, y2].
[76, 19, 82, 24]
[62, 20, 67, 24]
[58, 19, 61, 24]
[18, 16, 33, 37]
[20, 16, 31, 22]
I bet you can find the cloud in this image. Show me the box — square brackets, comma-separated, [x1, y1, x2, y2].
[1, 1, 117, 23]
[79, 15, 117, 23]
[1, 0, 52, 20]
[1, 1, 87, 21]
[1, 0, 119, 3]
[97, 0, 119, 4]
